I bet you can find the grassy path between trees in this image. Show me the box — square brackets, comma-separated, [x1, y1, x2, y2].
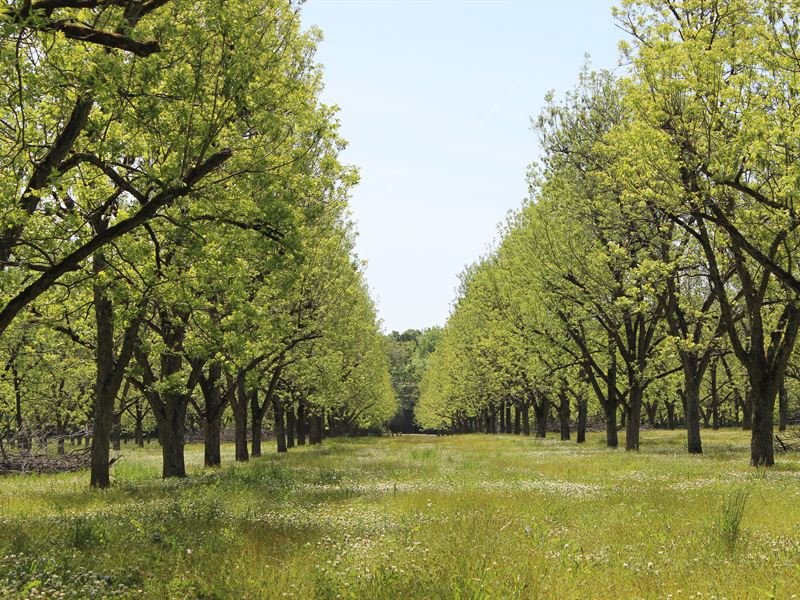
[2, 431, 800, 598]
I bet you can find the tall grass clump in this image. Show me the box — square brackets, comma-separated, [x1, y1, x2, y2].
[715, 487, 750, 552]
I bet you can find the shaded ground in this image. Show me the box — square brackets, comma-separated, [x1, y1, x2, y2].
[1, 430, 799, 598]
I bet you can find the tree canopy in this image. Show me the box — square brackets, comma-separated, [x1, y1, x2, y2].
[417, 0, 800, 467]
[0, 0, 396, 485]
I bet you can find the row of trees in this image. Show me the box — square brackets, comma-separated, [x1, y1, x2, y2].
[0, 0, 395, 487]
[384, 328, 441, 433]
[417, 0, 800, 466]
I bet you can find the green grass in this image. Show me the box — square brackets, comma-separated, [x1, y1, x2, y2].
[2, 430, 800, 598]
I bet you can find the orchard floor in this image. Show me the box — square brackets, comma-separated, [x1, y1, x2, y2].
[2, 431, 800, 599]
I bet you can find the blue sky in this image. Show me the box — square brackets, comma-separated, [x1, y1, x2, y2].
[301, 0, 624, 333]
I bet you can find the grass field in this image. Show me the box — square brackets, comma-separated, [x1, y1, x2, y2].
[1, 430, 800, 599]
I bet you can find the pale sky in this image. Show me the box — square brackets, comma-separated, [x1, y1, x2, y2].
[301, 0, 623, 333]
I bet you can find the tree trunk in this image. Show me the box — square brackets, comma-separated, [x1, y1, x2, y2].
[602, 362, 619, 449]
[310, 413, 323, 445]
[779, 382, 789, 432]
[231, 378, 249, 462]
[499, 400, 506, 433]
[534, 395, 548, 438]
[296, 399, 306, 446]
[665, 401, 676, 430]
[684, 372, 703, 455]
[198, 362, 227, 468]
[273, 399, 287, 453]
[625, 382, 643, 451]
[90, 254, 115, 488]
[558, 391, 570, 441]
[158, 393, 188, 479]
[111, 410, 122, 451]
[742, 388, 752, 430]
[522, 402, 530, 436]
[13, 371, 35, 451]
[204, 414, 222, 467]
[134, 401, 144, 448]
[644, 401, 658, 427]
[329, 415, 344, 438]
[709, 361, 720, 432]
[286, 405, 296, 448]
[734, 390, 741, 426]
[749, 368, 779, 467]
[505, 402, 512, 434]
[251, 409, 264, 458]
[89, 238, 141, 486]
[603, 398, 618, 449]
[308, 415, 319, 445]
[12, 366, 25, 449]
[513, 404, 521, 435]
[577, 400, 587, 444]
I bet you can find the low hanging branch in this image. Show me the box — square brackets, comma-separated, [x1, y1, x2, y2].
[8, 0, 170, 57]
[0, 97, 94, 267]
[49, 21, 160, 56]
[0, 148, 233, 336]
[0, 0, 174, 269]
